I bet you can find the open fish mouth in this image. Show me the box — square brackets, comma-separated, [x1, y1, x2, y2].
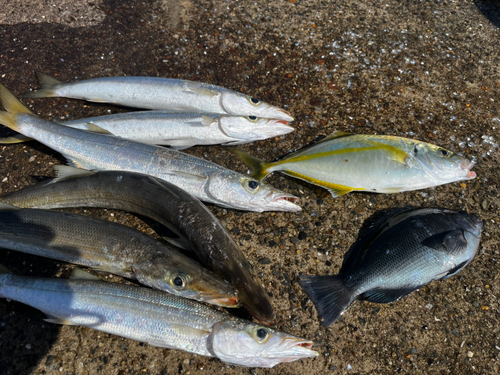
[198, 294, 241, 308]
[461, 160, 476, 179]
[266, 193, 301, 212]
[278, 338, 318, 359]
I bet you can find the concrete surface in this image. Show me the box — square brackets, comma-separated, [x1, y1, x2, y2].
[0, 0, 499, 374]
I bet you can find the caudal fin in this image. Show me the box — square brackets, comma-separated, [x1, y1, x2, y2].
[229, 148, 270, 181]
[20, 71, 61, 99]
[0, 84, 33, 133]
[299, 275, 356, 327]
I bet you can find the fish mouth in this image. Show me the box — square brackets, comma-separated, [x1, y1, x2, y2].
[269, 120, 294, 135]
[198, 293, 241, 308]
[461, 160, 476, 179]
[265, 192, 301, 212]
[278, 338, 319, 359]
[273, 109, 294, 122]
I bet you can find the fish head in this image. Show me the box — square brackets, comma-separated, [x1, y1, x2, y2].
[452, 211, 484, 238]
[218, 116, 294, 142]
[210, 320, 318, 368]
[413, 142, 476, 182]
[220, 92, 294, 122]
[133, 256, 240, 308]
[205, 172, 301, 212]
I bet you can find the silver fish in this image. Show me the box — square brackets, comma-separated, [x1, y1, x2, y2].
[21, 72, 294, 121]
[233, 131, 476, 197]
[299, 208, 483, 326]
[0, 266, 318, 368]
[0, 84, 300, 212]
[0, 202, 238, 307]
[57, 112, 293, 149]
[0, 167, 277, 325]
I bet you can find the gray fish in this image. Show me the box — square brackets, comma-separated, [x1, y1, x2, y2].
[299, 208, 483, 326]
[21, 72, 294, 121]
[0, 167, 277, 325]
[0, 266, 318, 368]
[0, 202, 238, 307]
[0, 84, 300, 213]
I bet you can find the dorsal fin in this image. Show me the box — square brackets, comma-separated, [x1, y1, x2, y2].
[52, 165, 95, 182]
[317, 131, 353, 143]
[35, 71, 62, 88]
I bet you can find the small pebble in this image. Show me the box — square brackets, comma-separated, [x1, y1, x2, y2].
[290, 237, 299, 244]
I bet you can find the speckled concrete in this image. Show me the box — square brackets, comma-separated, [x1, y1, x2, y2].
[0, 0, 499, 374]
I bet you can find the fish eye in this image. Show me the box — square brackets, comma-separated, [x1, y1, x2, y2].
[247, 115, 258, 121]
[439, 148, 451, 157]
[249, 97, 261, 106]
[247, 180, 260, 190]
[254, 327, 271, 343]
[171, 274, 187, 289]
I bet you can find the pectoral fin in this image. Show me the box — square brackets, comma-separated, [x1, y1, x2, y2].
[86, 123, 113, 134]
[162, 170, 208, 182]
[44, 317, 78, 325]
[183, 84, 219, 98]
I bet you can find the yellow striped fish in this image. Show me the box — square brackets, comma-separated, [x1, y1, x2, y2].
[232, 131, 476, 197]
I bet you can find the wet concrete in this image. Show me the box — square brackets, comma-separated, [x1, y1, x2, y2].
[0, 0, 499, 374]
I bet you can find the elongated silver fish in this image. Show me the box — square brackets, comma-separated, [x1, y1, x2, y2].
[0, 266, 318, 368]
[2, 113, 294, 148]
[58, 112, 293, 148]
[0, 202, 238, 307]
[0, 84, 300, 212]
[299, 208, 483, 326]
[233, 131, 476, 197]
[0, 167, 277, 325]
[21, 72, 294, 121]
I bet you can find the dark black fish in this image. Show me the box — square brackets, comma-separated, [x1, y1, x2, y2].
[299, 208, 483, 326]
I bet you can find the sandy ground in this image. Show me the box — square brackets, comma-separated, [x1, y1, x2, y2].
[0, 0, 500, 374]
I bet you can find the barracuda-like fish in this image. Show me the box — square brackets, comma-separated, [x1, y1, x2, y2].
[3, 113, 295, 149]
[299, 208, 483, 326]
[233, 131, 476, 197]
[0, 266, 318, 368]
[0, 203, 238, 307]
[21, 72, 294, 121]
[61, 112, 294, 148]
[0, 167, 277, 325]
[0, 84, 300, 213]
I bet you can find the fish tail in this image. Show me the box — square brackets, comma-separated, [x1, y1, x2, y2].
[299, 275, 355, 327]
[0, 84, 33, 133]
[229, 148, 270, 181]
[20, 71, 61, 98]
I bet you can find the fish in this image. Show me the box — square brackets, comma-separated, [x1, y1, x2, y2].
[299, 208, 483, 326]
[2, 112, 294, 149]
[0, 84, 300, 213]
[0, 167, 277, 325]
[0, 202, 238, 307]
[21, 71, 294, 121]
[0, 266, 318, 368]
[232, 131, 477, 197]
